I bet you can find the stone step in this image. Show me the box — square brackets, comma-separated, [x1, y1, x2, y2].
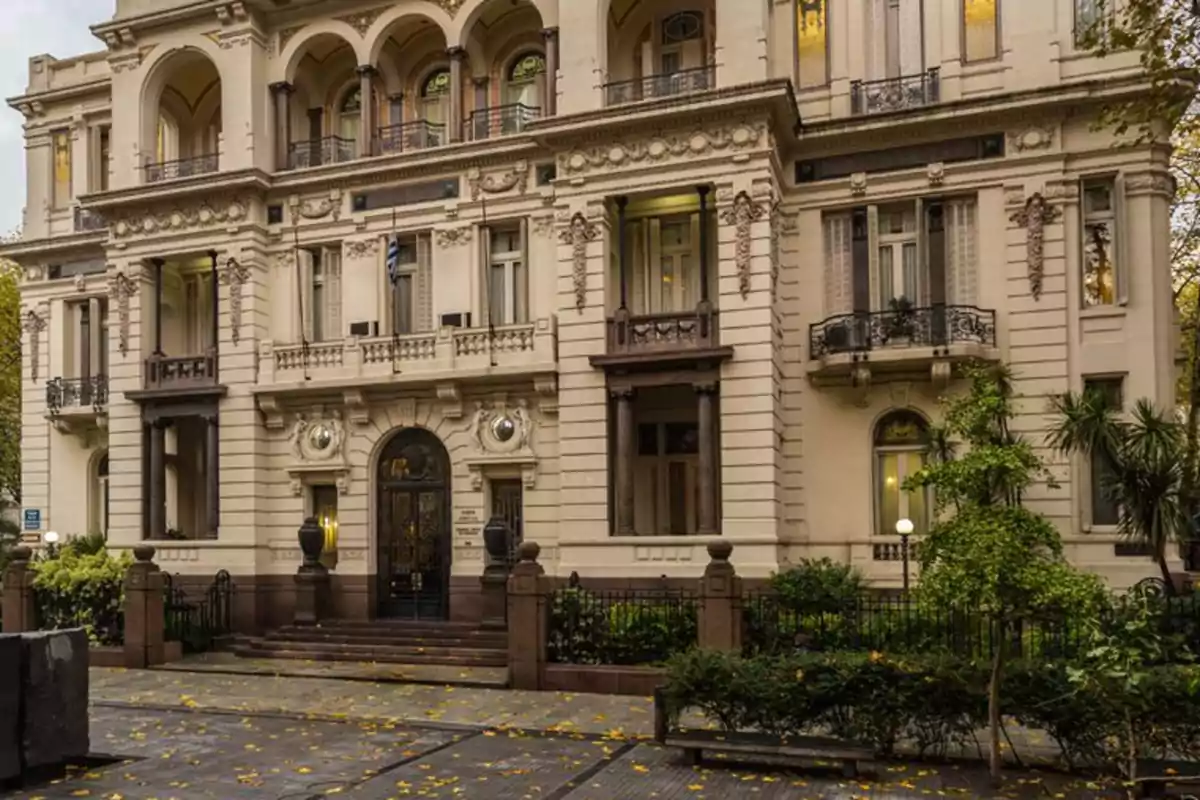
[232, 641, 507, 668]
[263, 630, 509, 649]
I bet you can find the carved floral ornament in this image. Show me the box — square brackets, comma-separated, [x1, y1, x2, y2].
[289, 192, 341, 224]
[287, 410, 351, 495]
[467, 161, 529, 201]
[721, 191, 766, 299]
[559, 212, 598, 312]
[107, 271, 135, 356]
[1010, 192, 1063, 301]
[218, 258, 250, 345]
[560, 123, 767, 176]
[344, 238, 380, 259]
[111, 198, 248, 239]
[22, 308, 46, 383]
[435, 226, 473, 248]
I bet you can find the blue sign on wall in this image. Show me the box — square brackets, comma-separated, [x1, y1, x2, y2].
[23, 509, 40, 531]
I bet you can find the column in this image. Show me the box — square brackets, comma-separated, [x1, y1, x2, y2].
[696, 382, 718, 535]
[448, 47, 465, 142]
[269, 82, 293, 171]
[356, 65, 376, 157]
[697, 186, 713, 342]
[613, 387, 636, 535]
[152, 258, 164, 355]
[541, 27, 559, 117]
[473, 77, 489, 138]
[149, 421, 167, 539]
[205, 414, 219, 539]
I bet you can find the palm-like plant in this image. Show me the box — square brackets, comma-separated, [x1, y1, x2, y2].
[1048, 390, 1186, 590]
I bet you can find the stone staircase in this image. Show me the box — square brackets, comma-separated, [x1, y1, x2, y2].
[230, 619, 509, 670]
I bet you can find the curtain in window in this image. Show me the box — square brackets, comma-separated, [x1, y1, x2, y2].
[823, 213, 853, 316]
[945, 198, 978, 305]
[796, 0, 828, 88]
[963, 0, 999, 61]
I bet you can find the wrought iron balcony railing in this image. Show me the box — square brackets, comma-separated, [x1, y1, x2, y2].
[73, 207, 106, 233]
[376, 120, 447, 155]
[850, 68, 940, 116]
[604, 66, 716, 106]
[145, 352, 218, 392]
[144, 153, 219, 183]
[809, 304, 996, 359]
[465, 103, 540, 141]
[46, 375, 108, 414]
[607, 307, 719, 355]
[287, 136, 357, 170]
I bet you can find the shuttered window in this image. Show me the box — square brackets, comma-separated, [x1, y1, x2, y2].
[823, 212, 854, 316]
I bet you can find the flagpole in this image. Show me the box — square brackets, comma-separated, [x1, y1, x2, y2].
[481, 196, 496, 368]
[387, 208, 402, 375]
[293, 226, 310, 382]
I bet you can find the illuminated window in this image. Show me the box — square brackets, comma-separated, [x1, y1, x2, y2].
[312, 485, 339, 570]
[873, 410, 930, 536]
[1082, 177, 1120, 307]
[51, 129, 72, 208]
[963, 0, 1000, 61]
[796, 0, 829, 88]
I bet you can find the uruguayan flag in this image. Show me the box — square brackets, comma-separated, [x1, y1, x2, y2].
[385, 235, 401, 286]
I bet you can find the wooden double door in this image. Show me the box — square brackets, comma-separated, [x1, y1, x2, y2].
[376, 429, 451, 619]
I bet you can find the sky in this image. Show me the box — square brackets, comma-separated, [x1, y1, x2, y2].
[0, 0, 116, 235]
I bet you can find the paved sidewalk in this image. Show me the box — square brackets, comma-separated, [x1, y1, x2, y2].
[155, 652, 509, 688]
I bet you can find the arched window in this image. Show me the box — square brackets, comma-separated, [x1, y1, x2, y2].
[506, 52, 546, 110]
[873, 410, 930, 536]
[420, 68, 452, 127]
[660, 11, 706, 75]
[338, 85, 361, 144]
[93, 453, 109, 539]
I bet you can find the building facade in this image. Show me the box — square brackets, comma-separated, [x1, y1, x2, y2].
[4, 0, 1178, 628]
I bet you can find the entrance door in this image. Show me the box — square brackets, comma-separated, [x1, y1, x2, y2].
[491, 479, 524, 563]
[376, 428, 451, 619]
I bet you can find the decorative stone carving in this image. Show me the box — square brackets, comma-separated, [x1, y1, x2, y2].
[534, 375, 558, 416]
[334, 6, 387, 35]
[769, 204, 782, 303]
[927, 162, 945, 187]
[432, 0, 466, 13]
[531, 215, 555, 238]
[721, 192, 766, 299]
[344, 238, 379, 259]
[1008, 126, 1055, 153]
[22, 308, 46, 382]
[277, 24, 304, 53]
[850, 172, 868, 197]
[435, 226, 473, 248]
[290, 411, 346, 463]
[1010, 193, 1062, 301]
[24, 266, 44, 283]
[438, 383, 463, 420]
[289, 193, 340, 223]
[467, 161, 529, 201]
[107, 271, 134, 356]
[560, 213, 597, 312]
[465, 399, 537, 490]
[112, 198, 248, 239]
[559, 123, 767, 176]
[72, 274, 86, 292]
[218, 257, 250, 345]
[1125, 173, 1176, 197]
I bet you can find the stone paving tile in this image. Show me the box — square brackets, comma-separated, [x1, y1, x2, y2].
[155, 653, 509, 688]
[4, 706, 460, 800]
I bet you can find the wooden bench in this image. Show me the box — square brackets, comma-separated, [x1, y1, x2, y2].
[1133, 775, 1200, 798]
[652, 688, 875, 778]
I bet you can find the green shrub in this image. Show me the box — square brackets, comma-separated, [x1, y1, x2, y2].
[63, 531, 107, 556]
[32, 546, 130, 646]
[769, 558, 865, 615]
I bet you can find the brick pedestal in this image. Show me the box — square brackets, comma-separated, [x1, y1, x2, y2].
[122, 545, 165, 669]
[1, 547, 34, 634]
[507, 542, 547, 691]
[698, 541, 742, 652]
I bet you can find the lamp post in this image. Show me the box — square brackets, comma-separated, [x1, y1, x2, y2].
[896, 517, 914, 593]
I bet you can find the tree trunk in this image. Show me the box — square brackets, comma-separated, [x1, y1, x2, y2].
[1156, 537, 1176, 595]
[1182, 297, 1200, 568]
[988, 631, 1006, 784]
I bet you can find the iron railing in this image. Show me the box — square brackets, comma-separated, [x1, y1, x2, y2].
[376, 120, 447, 155]
[809, 304, 996, 358]
[287, 136, 357, 170]
[164, 570, 234, 653]
[607, 308, 719, 355]
[547, 575, 699, 665]
[850, 67, 940, 115]
[73, 207, 106, 232]
[143, 153, 219, 183]
[604, 65, 716, 106]
[46, 375, 108, 414]
[466, 103, 540, 141]
[144, 352, 218, 391]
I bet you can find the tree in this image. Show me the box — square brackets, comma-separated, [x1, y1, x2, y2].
[0, 258, 18, 507]
[907, 364, 1108, 783]
[1048, 389, 1188, 588]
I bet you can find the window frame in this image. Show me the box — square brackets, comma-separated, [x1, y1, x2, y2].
[386, 234, 421, 335]
[51, 128, 73, 209]
[872, 410, 932, 537]
[1080, 174, 1125, 309]
[485, 222, 529, 326]
[795, 0, 831, 89]
[1082, 375, 1125, 529]
[1074, 0, 1114, 48]
[961, 0, 1002, 63]
[301, 244, 343, 342]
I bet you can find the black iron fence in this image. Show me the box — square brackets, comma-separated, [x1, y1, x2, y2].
[144, 153, 219, 183]
[604, 66, 715, 106]
[809, 304, 997, 358]
[546, 576, 699, 666]
[46, 375, 108, 414]
[73, 207, 106, 232]
[850, 67, 941, 115]
[288, 136, 356, 169]
[376, 120, 446, 154]
[163, 570, 233, 653]
[466, 103, 540, 141]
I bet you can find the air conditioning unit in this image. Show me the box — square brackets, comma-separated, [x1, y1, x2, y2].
[349, 321, 378, 337]
[440, 312, 471, 328]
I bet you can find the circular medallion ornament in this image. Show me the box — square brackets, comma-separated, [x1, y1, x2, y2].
[309, 424, 334, 451]
[491, 415, 516, 443]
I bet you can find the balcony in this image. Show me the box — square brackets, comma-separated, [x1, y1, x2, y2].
[807, 304, 998, 388]
[45, 376, 108, 434]
[376, 121, 447, 155]
[465, 104, 540, 141]
[288, 136, 356, 170]
[604, 66, 716, 106]
[850, 68, 940, 116]
[256, 320, 558, 392]
[144, 352, 219, 393]
[73, 207, 106, 233]
[144, 153, 219, 184]
[590, 307, 733, 372]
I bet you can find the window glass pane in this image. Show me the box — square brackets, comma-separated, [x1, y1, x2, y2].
[668, 461, 690, 534]
[513, 260, 528, 323]
[903, 451, 928, 532]
[52, 130, 72, 208]
[490, 263, 507, 324]
[665, 423, 699, 455]
[877, 245, 895, 308]
[393, 274, 413, 334]
[1083, 219, 1116, 306]
[902, 242, 918, 302]
[878, 453, 901, 535]
[797, 0, 828, 88]
[963, 0, 999, 62]
[1091, 450, 1120, 526]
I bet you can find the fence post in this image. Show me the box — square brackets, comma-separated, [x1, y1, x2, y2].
[698, 541, 741, 652]
[507, 541, 546, 691]
[1, 546, 35, 633]
[123, 545, 165, 669]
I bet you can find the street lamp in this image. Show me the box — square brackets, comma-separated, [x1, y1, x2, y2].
[43, 530, 60, 558]
[895, 518, 914, 593]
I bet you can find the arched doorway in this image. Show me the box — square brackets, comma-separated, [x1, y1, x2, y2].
[375, 427, 452, 619]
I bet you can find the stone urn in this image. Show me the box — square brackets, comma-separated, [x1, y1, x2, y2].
[483, 516, 511, 565]
[297, 517, 325, 568]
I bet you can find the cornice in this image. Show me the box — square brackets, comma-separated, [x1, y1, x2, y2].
[7, 78, 112, 118]
[91, 1, 253, 45]
[0, 232, 106, 264]
[79, 168, 272, 213]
